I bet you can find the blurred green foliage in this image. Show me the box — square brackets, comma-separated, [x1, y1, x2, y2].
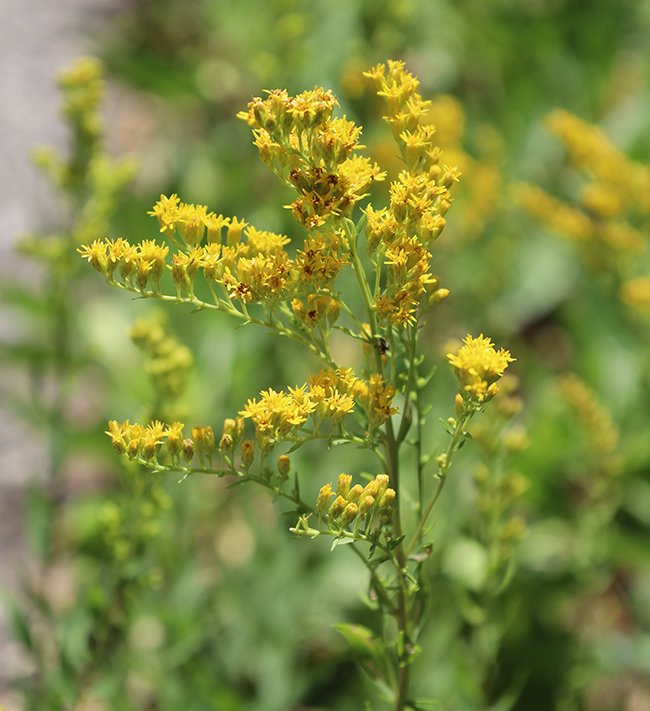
[4, 0, 650, 709]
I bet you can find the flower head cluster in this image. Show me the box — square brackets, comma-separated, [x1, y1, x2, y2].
[363, 60, 460, 325]
[239, 368, 395, 449]
[130, 315, 193, 415]
[517, 110, 650, 277]
[106, 419, 216, 465]
[316, 472, 396, 531]
[427, 95, 503, 242]
[447, 334, 515, 402]
[239, 88, 385, 230]
[556, 373, 621, 476]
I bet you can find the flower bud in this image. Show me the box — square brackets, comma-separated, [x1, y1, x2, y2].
[347, 484, 364, 503]
[219, 433, 233, 454]
[277, 454, 291, 479]
[359, 495, 375, 514]
[337, 473, 352, 498]
[182, 438, 195, 463]
[374, 474, 390, 497]
[363, 480, 379, 499]
[329, 495, 347, 519]
[240, 439, 255, 468]
[379, 488, 396, 511]
[341, 503, 359, 526]
[316, 483, 333, 515]
[234, 417, 245, 443]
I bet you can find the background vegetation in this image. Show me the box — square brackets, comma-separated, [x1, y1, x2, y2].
[3, 0, 650, 709]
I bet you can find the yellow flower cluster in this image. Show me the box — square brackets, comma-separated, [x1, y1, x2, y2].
[59, 57, 104, 141]
[364, 60, 459, 325]
[107, 419, 215, 464]
[78, 237, 170, 290]
[427, 95, 503, 242]
[80, 194, 355, 307]
[447, 334, 515, 402]
[546, 110, 650, 218]
[130, 315, 193, 413]
[316, 473, 396, 529]
[517, 110, 650, 273]
[556, 373, 621, 476]
[238, 88, 385, 230]
[620, 276, 650, 313]
[239, 368, 397, 449]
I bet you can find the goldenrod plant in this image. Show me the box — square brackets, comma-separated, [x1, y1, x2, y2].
[516, 110, 650, 289]
[77, 60, 517, 709]
[1, 58, 151, 708]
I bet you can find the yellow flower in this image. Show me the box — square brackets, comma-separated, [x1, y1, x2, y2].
[447, 334, 515, 402]
[148, 194, 181, 235]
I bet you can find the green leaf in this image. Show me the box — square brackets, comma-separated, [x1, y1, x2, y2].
[334, 622, 390, 682]
[331, 537, 354, 551]
[9, 604, 35, 653]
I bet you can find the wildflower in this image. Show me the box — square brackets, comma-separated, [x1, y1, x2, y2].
[148, 194, 181, 235]
[78, 240, 107, 274]
[357, 374, 398, 426]
[447, 334, 515, 402]
[165, 422, 185, 457]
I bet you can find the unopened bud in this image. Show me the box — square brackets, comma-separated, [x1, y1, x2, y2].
[329, 495, 347, 519]
[455, 393, 464, 416]
[359, 495, 375, 514]
[234, 417, 245, 443]
[341, 503, 359, 526]
[363, 480, 380, 499]
[337, 473, 352, 498]
[277, 454, 291, 479]
[219, 433, 233, 453]
[379, 488, 396, 510]
[316, 484, 333, 515]
[240, 439, 255, 467]
[375, 474, 390, 496]
[182, 438, 195, 463]
[347, 484, 364, 503]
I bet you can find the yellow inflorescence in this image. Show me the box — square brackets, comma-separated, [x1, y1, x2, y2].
[363, 60, 459, 326]
[316, 472, 396, 530]
[556, 373, 621, 475]
[106, 419, 216, 465]
[517, 109, 650, 275]
[238, 87, 385, 229]
[240, 368, 397, 449]
[447, 334, 515, 402]
[620, 276, 650, 313]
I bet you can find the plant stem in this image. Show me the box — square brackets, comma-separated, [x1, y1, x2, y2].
[345, 217, 411, 710]
[406, 411, 471, 557]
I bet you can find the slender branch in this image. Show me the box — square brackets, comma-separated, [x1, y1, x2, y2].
[406, 410, 472, 557]
[107, 280, 336, 368]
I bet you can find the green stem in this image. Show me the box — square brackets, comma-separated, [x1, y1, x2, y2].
[110, 281, 336, 368]
[345, 217, 411, 710]
[406, 410, 472, 557]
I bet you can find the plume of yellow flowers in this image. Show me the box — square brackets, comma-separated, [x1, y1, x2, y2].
[447, 334, 515, 402]
[363, 60, 459, 325]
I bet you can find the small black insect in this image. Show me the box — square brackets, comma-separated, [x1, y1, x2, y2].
[375, 336, 389, 355]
